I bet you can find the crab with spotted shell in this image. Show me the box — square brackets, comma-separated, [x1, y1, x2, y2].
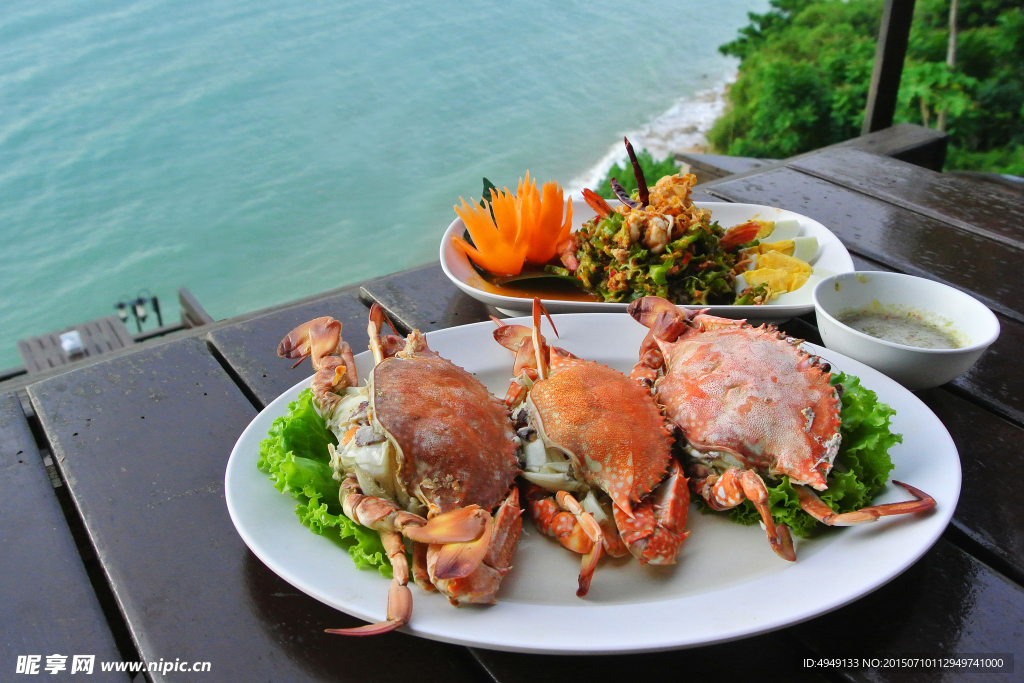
[628, 296, 935, 561]
[492, 299, 689, 597]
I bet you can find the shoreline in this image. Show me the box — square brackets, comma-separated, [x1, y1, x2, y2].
[564, 71, 735, 195]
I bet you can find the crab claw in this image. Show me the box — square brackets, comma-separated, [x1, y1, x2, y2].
[628, 297, 696, 381]
[627, 297, 695, 341]
[428, 515, 493, 580]
[402, 506, 489, 545]
[278, 316, 340, 367]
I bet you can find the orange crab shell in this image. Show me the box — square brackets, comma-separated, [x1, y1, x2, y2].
[526, 359, 675, 516]
[372, 354, 521, 515]
[653, 318, 841, 490]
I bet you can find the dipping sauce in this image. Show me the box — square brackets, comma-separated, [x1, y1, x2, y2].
[837, 304, 966, 349]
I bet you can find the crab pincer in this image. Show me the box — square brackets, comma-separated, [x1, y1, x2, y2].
[627, 296, 936, 561]
[493, 299, 689, 597]
[278, 304, 522, 634]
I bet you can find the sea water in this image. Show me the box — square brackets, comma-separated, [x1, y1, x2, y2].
[0, 0, 767, 369]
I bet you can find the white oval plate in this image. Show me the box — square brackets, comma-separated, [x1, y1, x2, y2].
[439, 201, 855, 322]
[225, 314, 958, 654]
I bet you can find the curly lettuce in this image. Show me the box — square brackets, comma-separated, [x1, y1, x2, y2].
[257, 389, 391, 576]
[711, 371, 902, 537]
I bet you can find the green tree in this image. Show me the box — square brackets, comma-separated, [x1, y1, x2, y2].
[709, 0, 1024, 175]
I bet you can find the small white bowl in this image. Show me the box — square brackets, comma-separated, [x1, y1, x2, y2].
[812, 272, 999, 390]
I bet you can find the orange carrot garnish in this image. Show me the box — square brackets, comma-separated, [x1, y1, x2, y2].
[452, 172, 573, 277]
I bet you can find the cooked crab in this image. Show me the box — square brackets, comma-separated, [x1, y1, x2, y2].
[277, 305, 522, 634]
[493, 299, 688, 597]
[628, 296, 935, 561]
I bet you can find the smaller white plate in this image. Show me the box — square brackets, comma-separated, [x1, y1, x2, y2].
[440, 201, 855, 322]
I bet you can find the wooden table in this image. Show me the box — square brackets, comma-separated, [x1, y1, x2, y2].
[4, 146, 1022, 682]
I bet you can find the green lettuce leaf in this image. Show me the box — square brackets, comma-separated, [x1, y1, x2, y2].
[258, 389, 391, 577]
[705, 371, 901, 537]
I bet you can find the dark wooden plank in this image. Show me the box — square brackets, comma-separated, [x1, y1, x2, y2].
[790, 148, 1024, 249]
[359, 263, 492, 333]
[916, 390, 1024, 584]
[850, 253, 891, 272]
[838, 123, 947, 172]
[676, 152, 769, 184]
[862, 0, 916, 134]
[103, 316, 136, 348]
[0, 393, 124, 680]
[692, 188, 727, 204]
[207, 289, 371, 408]
[948, 315, 1024, 427]
[470, 632, 829, 683]
[28, 338, 486, 683]
[705, 167, 1024, 324]
[793, 539, 1023, 683]
[946, 170, 1024, 196]
[696, 125, 948, 198]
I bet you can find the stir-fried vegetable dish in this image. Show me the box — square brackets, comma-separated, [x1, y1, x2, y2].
[551, 173, 765, 305]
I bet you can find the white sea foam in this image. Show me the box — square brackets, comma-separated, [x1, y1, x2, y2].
[565, 70, 736, 196]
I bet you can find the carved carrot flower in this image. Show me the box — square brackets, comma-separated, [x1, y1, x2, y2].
[452, 172, 574, 277]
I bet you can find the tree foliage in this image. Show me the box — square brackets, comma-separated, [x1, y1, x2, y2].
[708, 0, 1024, 174]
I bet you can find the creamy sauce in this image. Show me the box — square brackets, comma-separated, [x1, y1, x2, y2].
[837, 303, 967, 349]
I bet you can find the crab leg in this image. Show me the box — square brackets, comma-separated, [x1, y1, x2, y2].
[612, 459, 690, 565]
[327, 475, 491, 636]
[555, 492, 605, 597]
[367, 303, 400, 366]
[411, 543, 436, 592]
[523, 484, 597, 552]
[522, 484, 611, 596]
[524, 484, 605, 597]
[691, 467, 795, 562]
[326, 531, 413, 636]
[338, 474, 487, 543]
[796, 481, 936, 526]
[492, 300, 570, 405]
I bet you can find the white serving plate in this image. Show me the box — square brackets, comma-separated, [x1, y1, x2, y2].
[225, 313, 958, 654]
[440, 201, 855, 323]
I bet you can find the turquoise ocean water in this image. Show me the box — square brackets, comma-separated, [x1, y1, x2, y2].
[0, 0, 767, 369]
